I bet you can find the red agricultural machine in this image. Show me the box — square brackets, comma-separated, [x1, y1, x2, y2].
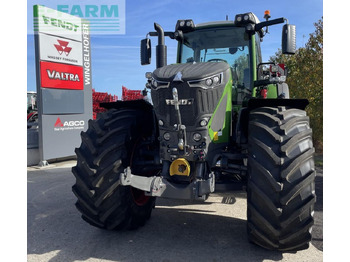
[92, 87, 145, 119]
[92, 89, 118, 119]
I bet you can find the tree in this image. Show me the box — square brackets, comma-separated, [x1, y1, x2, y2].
[270, 18, 323, 152]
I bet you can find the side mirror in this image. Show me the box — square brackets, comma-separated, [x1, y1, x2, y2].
[141, 38, 151, 65]
[282, 24, 296, 54]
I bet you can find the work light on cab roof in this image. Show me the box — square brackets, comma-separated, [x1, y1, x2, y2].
[234, 12, 260, 25]
[175, 19, 195, 32]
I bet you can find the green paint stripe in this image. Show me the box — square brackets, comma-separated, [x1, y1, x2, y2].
[208, 76, 232, 143]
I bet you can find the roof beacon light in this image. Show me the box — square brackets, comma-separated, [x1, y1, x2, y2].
[264, 10, 271, 34]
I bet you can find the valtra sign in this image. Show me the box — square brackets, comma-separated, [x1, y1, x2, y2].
[40, 61, 84, 90]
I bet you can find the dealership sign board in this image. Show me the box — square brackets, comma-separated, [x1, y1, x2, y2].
[40, 61, 84, 90]
[38, 33, 83, 65]
[34, 5, 92, 164]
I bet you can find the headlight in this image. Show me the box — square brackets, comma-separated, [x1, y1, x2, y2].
[188, 73, 222, 89]
[213, 76, 220, 84]
[205, 78, 213, 86]
[200, 119, 208, 127]
[151, 78, 170, 89]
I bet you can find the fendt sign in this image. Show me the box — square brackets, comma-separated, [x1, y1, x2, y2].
[34, 5, 92, 165]
[42, 15, 80, 32]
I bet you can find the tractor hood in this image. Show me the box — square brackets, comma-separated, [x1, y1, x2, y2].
[152, 62, 230, 82]
[150, 61, 232, 164]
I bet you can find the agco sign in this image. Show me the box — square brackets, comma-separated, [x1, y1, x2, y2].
[54, 117, 85, 131]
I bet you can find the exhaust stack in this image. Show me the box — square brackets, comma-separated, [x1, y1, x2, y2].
[154, 23, 167, 68]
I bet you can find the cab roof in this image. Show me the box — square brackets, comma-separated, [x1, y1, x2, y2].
[195, 20, 235, 29]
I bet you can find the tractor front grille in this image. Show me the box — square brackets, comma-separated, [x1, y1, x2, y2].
[151, 81, 224, 128]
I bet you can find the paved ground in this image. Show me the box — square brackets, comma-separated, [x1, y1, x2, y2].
[27, 161, 323, 262]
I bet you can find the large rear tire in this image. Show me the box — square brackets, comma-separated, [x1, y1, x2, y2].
[72, 108, 159, 230]
[247, 106, 316, 251]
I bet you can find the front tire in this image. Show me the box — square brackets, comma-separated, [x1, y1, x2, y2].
[247, 106, 316, 251]
[72, 108, 159, 230]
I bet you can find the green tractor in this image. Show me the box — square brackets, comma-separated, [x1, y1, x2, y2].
[72, 11, 316, 251]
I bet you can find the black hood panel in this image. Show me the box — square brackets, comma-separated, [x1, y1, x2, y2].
[153, 62, 230, 82]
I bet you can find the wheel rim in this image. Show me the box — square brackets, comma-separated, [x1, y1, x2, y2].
[131, 187, 150, 206]
[129, 135, 152, 206]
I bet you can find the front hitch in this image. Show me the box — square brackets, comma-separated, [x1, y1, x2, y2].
[120, 167, 215, 200]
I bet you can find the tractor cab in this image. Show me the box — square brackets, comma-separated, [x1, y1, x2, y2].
[141, 12, 296, 107]
[177, 22, 254, 107]
[178, 24, 251, 89]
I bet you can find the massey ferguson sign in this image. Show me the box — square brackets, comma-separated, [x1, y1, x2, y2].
[38, 33, 83, 66]
[54, 40, 72, 56]
[34, 5, 92, 164]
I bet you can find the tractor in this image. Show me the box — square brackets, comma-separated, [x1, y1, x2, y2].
[72, 11, 316, 251]
[27, 91, 38, 128]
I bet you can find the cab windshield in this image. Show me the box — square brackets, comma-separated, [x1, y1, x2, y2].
[179, 27, 250, 88]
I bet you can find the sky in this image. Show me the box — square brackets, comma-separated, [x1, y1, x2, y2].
[27, 0, 323, 99]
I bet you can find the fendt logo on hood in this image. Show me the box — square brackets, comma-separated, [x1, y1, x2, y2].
[54, 117, 85, 131]
[54, 40, 72, 56]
